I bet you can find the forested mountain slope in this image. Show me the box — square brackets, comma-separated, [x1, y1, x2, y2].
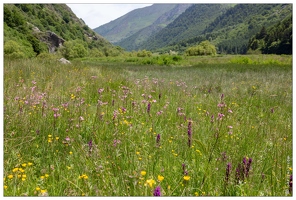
[94, 4, 192, 48]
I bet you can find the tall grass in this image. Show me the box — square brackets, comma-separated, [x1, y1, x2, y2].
[3, 55, 292, 196]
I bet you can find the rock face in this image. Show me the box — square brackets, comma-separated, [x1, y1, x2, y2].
[46, 31, 65, 53]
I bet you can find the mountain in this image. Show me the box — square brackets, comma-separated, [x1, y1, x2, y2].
[141, 4, 292, 54]
[4, 4, 121, 59]
[141, 4, 233, 51]
[93, 4, 192, 48]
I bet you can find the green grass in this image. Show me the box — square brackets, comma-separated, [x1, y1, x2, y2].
[3, 55, 292, 196]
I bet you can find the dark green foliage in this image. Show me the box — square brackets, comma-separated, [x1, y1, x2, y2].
[137, 4, 291, 55]
[248, 14, 292, 54]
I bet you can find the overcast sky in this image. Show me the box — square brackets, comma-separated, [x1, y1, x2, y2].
[67, 4, 152, 29]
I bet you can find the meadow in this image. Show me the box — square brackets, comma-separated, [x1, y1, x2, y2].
[3, 54, 292, 196]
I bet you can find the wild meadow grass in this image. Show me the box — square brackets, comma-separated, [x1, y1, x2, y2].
[3, 55, 292, 196]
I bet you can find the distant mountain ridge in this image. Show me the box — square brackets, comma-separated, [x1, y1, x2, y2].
[94, 4, 192, 48]
[93, 3, 292, 54]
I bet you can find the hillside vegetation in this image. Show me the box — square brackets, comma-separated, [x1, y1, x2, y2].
[144, 4, 292, 54]
[94, 4, 191, 46]
[4, 4, 123, 59]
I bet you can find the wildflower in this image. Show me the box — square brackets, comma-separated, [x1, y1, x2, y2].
[36, 187, 41, 191]
[187, 120, 192, 147]
[69, 151, 73, 155]
[12, 168, 19, 172]
[182, 163, 186, 174]
[67, 166, 72, 170]
[289, 174, 292, 194]
[40, 176, 45, 179]
[220, 93, 224, 101]
[79, 174, 88, 180]
[183, 175, 190, 181]
[145, 179, 156, 188]
[195, 192, 199, 196]
[45, 174, 49, 178]
[88, 139, 93, 153]
[141, 171, 146, 176]
[98, 88, 104, 94]
[225, 163, 231, 183]
[153, 186, 161, 196]
[40, 189, 47, 194]
[157, 175, 164, 182]
[136, 152, 140, 155]
[217, 113, 225, 120]
[156, 134, 161, 146]
[8, 174, 13, 179]
[55, 137, 59, 140]
[147, 102, 151, 114]
[113, 139, 121, 147]
[4, 185, 8, 190]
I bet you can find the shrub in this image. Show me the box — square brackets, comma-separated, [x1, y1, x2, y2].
[185, 40, 217, 56]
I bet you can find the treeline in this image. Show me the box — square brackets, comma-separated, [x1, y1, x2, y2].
[248, 14, 292, 54]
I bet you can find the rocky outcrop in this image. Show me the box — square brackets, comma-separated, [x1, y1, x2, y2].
[46, 31, 65, 53]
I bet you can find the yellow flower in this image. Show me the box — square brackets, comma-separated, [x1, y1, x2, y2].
[41, 189, 47, 194]
[79, 174, 88, 179]
[21, 163, 27, 167]
[48, 135, 52, 138]
[141, 171, 146, 176]
[19, 168, 25, 173]
[195, 192, 199, 196]
[22, 174, 27, 178]
[67, 166, 72, 170]
[136, 152, 140, 155]
[157, 175, 164, 182]
[145, 179, 156, 188]
[45, 174, 49, 178]
[17, 175, 21, 178]
[69, 151, 73, 155]
[40, 176, 45, 179]
[56, 137, 59, 140]
[4, 185, 8, 189]
[28, 162, 33, 166]
[12, 168, 19, 172]
[8, 174, 13, 179]
[36, 187, 41, 191]
[183, 175, 190, 181]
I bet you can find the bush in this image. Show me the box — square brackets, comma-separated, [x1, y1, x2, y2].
[4, 40, 36, 58]
[185, 40, 216, 56]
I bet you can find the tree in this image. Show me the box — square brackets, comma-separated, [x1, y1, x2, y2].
[185, 40, 216, 56]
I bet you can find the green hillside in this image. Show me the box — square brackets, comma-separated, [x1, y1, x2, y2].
[141, 4, 233, 51]
[145, 4, 292, 54]
[4, 4, 122, 59]
[94, 4, 191, 45]
[114, 4, 192, 51]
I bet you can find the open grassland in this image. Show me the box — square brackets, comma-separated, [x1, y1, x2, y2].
[3, 55, 292, 196]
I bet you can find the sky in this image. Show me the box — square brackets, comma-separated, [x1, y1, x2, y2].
[67, 4, 152, 29]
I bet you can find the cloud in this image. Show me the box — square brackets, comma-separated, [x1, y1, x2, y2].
[67, 4, 152, 29]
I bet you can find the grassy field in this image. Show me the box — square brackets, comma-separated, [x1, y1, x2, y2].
[3, 55, 292, 196]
